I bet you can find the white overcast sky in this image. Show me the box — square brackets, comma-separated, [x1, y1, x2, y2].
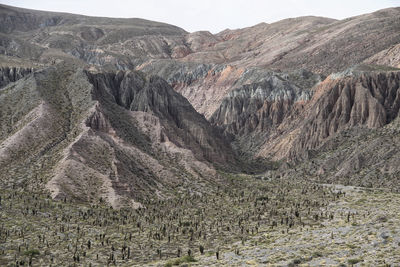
[1, 0, 399, 33]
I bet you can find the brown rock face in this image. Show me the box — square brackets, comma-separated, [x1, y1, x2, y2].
[138, 61, 250, 118]
[258, 70, 400, 160]
[0, 63, 238, 207]
[86, 70, 236, 167]
[210, 76, 311, 135]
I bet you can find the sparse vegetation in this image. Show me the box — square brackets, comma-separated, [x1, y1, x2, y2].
[24, 249, 40, 257]
[165, 255, 197, 267]
[348, 258, 362, 265]
[1, 175, 399, 266]
[0, 174, 345, 266]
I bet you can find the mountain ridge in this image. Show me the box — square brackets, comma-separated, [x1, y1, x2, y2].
[1, 4, 400, 206]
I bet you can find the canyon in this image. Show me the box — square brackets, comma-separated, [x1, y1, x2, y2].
[1, 3, 400, 266]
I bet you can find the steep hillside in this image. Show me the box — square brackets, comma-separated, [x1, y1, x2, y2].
[256, 66, 400, 160]
[138, 60, 323, 119]
[295, 121, 400, 189]
[364, 43, 400, 68]
[0, 4, 188, 68]
[2, 4, 400, 76]
[179, 8, 400, 75]
[86, 69, 235, 167]
[1, 3, 400, 200]
[209, 72, 316, 157]
[210, 76, 310, 137]
[0, 62, 237, 207]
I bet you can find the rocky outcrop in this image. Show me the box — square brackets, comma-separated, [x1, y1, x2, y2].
[210, 76, 311, 136]
[0, 62, 238, 206]
[86, 69, 236, 167]
[0, 66, 33, 88]
[139, 60, 323, 121]
[258, 68, 400, 160]
[204, 73, 315, 157]
[138, 61, 242, 117]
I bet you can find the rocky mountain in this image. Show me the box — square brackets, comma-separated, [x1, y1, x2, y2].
[0, 60, 238, 207]
[3, 4, 400, 267]
[208, 70, 319, 155]
[179, 8, 400, 74]
[137, 61, 324, 120]
[1, 3, 400, 208]
[0, 3, 188, 69]
[3, 3, 400, 74]
[255, 65, 400, 161]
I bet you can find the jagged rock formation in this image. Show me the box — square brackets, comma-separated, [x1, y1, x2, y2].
[257, 67, 400, 160]
[2, 3, 400, 201]
[138, 61, 264, 118]
[138, 60, 323, 120]
[208, 75, 311, 156]
[0, 62, 237, 207]
[86, 69, 235, 167]
[210, 76, 311, 136]
[0, 66, 33, 88]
